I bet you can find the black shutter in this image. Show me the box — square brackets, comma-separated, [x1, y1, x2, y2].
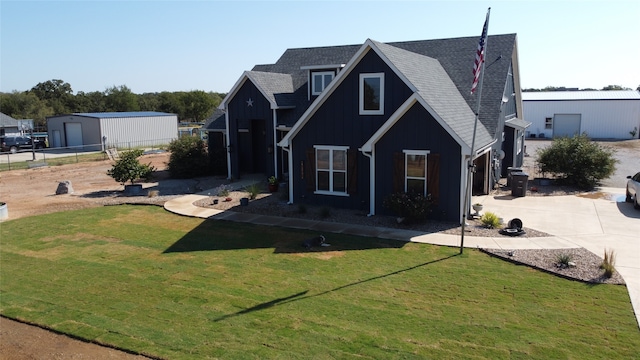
[393, 152, 404, 193]
[427, 153, 440, 204]
[347, 149, 357, 194]
[305, 148, 316, 192]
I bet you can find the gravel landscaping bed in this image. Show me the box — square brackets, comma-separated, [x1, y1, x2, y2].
[482, 248, 625, 285]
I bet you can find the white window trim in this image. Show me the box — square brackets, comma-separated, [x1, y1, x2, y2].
[314, 145, 349, 196]
[311, 71, 334, 96]
[359, 73, 384, 115]
[403, 150, 430, 195]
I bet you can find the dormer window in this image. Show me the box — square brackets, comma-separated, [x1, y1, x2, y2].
[359, 73, 384, 115]
[312, 71, 334, 95]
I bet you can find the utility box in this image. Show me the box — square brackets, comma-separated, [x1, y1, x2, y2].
[507, 167, 523, 187]
[511, 172, 529, 197]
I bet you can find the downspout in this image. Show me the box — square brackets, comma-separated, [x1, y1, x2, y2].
[224, 110, 231, 180]
[281, 145, 294, 204]
[359, 147, 375, 217]
[272, 109, 278, 178]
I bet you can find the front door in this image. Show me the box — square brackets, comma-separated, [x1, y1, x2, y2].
[251, 119, 267, 174]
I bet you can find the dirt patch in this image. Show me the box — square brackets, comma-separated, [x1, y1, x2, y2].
[0, 316, 152, 360]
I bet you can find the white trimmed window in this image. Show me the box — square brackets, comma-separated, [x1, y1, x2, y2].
[359, 73, 384, 115]
[315, 145, 348, 195]
[404, 150, 430, 195]
[312, 71, 334, 95]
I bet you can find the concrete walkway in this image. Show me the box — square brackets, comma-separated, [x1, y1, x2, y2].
[164, 186, 640, 328]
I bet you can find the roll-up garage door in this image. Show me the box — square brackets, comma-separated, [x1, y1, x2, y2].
[553, 114, 581, 138]
[65, 123, 83, 147]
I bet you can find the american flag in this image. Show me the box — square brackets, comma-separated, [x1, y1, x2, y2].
[471, 9, 490, 94]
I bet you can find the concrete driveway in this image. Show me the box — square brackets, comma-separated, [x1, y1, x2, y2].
[475, 187, 640, 327]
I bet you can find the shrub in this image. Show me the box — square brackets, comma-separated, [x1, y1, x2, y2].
[600, 248, 616, 278]
[556, 253, 573, 267]
[383, 191, 433, 224]
[167, 136, 211, 178]
[107, 149, 155, 185]
[536, 134, 617, 190]
[480, 211, 501, 229]
[245, 183, 261, 200]
[214, 184, 233, 197]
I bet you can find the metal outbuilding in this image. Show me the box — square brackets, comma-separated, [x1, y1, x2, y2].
[522, 91, 640, 139]
[46, 111, 178, 150]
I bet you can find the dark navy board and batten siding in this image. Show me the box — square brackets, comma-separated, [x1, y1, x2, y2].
[290, 50, 416, 211]
[227, 81, 276, 178]
[376, 103, 462, 221]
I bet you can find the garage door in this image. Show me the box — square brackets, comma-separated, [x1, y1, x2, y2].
[553, 114, 581, 138]
[65, 123, 83, 147]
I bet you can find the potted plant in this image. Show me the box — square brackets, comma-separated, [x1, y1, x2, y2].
[268, 176, 279, 192]
[107, 149, 155, 194]
[472, 203, 483, 216]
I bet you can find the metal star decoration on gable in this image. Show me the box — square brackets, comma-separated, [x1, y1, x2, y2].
[246, 98, 254, 107]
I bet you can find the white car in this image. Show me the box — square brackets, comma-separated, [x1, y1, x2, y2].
[626, 172, 640, 209]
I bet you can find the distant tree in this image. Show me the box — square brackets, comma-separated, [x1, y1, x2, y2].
[104, 85, 139, 112]
[181, 90, 216, 122]
[29, 79, 74, 114]
[74, 91, 106, 113]
[636, 85, 640, 91]
[601, 85, 631, 91]
[0, 91, 53, 129]
[30, 79, 73, 100]
[537, 134, 617, 190]
[158, 91, 184, 116]
[138, 92, 160, 111]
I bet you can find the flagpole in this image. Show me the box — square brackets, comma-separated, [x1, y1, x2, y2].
[460, 7, 490, 254]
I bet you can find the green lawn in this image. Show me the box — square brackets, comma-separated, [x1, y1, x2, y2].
[1, 205, 638, 359]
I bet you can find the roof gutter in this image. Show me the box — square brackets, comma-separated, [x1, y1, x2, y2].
[358, 147, 375, 217]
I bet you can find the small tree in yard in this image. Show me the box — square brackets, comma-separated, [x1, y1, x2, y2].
[167, 136, 211, 178]
[107, 149, 155, 185]
[536, 134, 617, 190]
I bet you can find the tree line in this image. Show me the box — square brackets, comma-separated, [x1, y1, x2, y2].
[0, 79, 226, 130]
[523, 85, 640, 92]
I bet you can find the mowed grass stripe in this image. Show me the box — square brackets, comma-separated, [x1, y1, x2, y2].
[1, 205, 638, 359]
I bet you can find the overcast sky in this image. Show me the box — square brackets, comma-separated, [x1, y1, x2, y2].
[1, 0, 638, 94]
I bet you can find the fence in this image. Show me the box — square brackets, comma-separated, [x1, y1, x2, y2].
[0, 138, 175, 171]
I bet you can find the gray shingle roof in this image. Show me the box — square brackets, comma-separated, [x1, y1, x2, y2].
[236, 34, 517, 141]
[203, 109, 226, 131]
[388, 34, 517, 139]
[0, 112, 19, 127]
[245, 71, 295, 108]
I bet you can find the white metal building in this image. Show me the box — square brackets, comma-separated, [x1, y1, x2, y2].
[46, 112, 178, 150]
[522, 91, 640, 139]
